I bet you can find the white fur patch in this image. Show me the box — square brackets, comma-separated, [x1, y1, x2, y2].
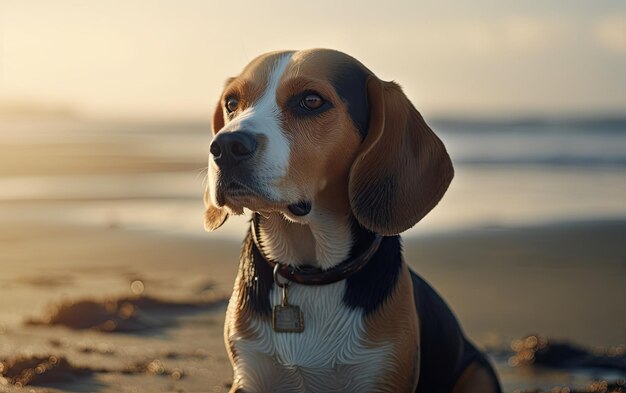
[220, 54, 293, 202]
[307, 207, 353, 270]
[228, 281, 393, 392]
[258, 207, 353, 270]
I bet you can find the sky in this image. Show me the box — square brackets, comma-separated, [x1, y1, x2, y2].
[0, 0, 625, 120]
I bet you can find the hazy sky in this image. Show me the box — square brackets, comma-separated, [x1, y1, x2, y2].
[1, 0, 625, 120]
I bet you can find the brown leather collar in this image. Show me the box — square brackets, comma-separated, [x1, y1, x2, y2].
[251, 214, 383, 286]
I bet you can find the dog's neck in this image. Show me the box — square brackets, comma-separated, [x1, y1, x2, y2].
[256, 208, 354, 270]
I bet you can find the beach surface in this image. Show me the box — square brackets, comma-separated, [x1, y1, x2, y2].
[1, 218, 625, 392]
[1, 119, 625, 392]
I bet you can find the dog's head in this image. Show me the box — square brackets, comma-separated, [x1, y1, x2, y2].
[205, 49, 453, 236]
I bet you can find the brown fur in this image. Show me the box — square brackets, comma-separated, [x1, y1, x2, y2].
[364, 264, 421, 391]
[273, 50, 371, 218]
[349, 76, 454, 235]
[277, 72, 361, 215]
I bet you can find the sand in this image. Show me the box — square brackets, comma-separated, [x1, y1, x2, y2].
[1, 217, 625, 392]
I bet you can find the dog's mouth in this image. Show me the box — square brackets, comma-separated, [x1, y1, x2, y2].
[216, 179, 264, 206]
[214, 179, 311, 217]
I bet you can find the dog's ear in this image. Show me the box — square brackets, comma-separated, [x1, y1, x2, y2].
[204, 186, 228, 231]
[212, 98, 225, 135]
[204, 99, 229, 232]
[348, 76, 454, 235]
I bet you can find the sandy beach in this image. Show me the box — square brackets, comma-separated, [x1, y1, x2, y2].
[1, 218, 625, 393]
[1, 119, 625, 392]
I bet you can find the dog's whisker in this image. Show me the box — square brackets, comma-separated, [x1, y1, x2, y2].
[194, 167, 209, 182]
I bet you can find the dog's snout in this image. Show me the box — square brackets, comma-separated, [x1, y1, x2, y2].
[210, 132, 257, 168]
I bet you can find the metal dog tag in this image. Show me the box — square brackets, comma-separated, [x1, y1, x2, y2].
[272, 286, 304, 333]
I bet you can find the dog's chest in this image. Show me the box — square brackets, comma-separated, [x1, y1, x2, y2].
[227, 281, 393, 392]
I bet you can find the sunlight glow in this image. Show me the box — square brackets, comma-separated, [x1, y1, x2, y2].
[1, 1, 625, 120]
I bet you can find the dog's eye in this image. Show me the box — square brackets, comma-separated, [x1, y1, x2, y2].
[225, 97, 239, 113]
[288, 91, 331, 116]
[301, 94, 324, 110]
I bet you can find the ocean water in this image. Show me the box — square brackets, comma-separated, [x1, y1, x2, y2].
[419, 117, 626, 234]
[0, 118, 625, 238]
[435, 117, 626, 168]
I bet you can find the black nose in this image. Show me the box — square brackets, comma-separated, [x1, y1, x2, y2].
[210, 132, 257, 168]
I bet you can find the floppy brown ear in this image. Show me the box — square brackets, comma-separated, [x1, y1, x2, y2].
[204, 100, 229, 231]
[204, 185, 228, 231]
[212, 98, 225, 135]
[348, 76, 454, 235]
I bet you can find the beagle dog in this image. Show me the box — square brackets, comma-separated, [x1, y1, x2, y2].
[204, 49, 502, 393]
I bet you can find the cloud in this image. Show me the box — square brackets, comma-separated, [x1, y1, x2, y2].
[594, 14, 626, 54]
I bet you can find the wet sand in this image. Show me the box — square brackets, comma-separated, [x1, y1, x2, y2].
[1, 218, 625, 392]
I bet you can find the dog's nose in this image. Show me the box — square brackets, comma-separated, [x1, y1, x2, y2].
[210, 131, 257, 168]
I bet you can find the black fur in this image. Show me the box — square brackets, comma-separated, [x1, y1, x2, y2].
[330, 62, 370, 139]
[411, 272, 502, 392]
[242, 220, 402, 317]
[343, 233, 402, 315]
[239, 230, 273, 317]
